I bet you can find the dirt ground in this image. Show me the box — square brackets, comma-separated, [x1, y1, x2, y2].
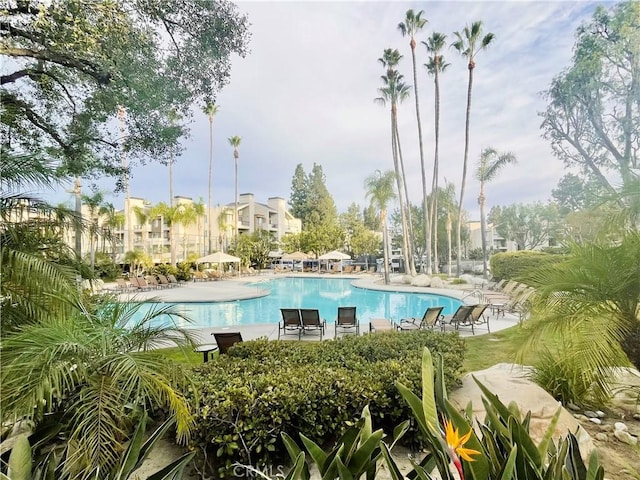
[574, 409, 640, 480]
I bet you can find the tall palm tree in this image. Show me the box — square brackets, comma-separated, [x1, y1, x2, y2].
[81, 191, 105, 273]
[150, 202, 179, 265]
[132, 205, 150, 255]
[365, 170, 397, 285]
[217, 207, 232, 252]
[452, 21, 495, 276]
[203, 103, 220, 254]
[376, 49, 415, 275]
[228, 136, 242, 246]
[399, 9, 431, 274]
[166, 109, 181, 265]
[424, 32, 449, 274]
[192, 199, 206, 256]
[474, 147, 517, 277]
[1, 300, 196, 478]
[99, 202, 124, 261]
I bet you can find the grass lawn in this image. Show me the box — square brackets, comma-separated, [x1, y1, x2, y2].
[463, 322, 561, 372]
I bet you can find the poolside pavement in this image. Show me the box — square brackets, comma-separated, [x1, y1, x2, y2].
[108, 272, 521, 345]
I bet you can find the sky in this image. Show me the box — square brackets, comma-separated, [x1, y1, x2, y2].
[57, 0, 605, 220]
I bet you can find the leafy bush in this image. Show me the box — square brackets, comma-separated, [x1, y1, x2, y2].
[490, 251, 564, 281]
[186, 332, 465, 477]
[93, 252, 122, 280]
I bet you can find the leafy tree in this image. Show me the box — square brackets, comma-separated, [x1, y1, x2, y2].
[541, 1, 639, 217]
[1, 0, 249, 181]
[452, 21, 495, 275]
[230, 230, 276, 268]
[302, 224, 344, 258]
[362, 204, 379, 231]
[99, 202, 124, 261]
[365, 170, 396, 285]
[474, 148, 517, 277]
[203, 103, 221, 254]
[489, 203, 560, 251]
[288, 163, 338, 230]
[424, 32, 449, 273]
[281, 232, 304, 253]
[399, 9, 432, 273]
[289, 164, 308, 221]
[376, 49, 415, 275]
[350, 229, 381, 260]
[551, 173, 607, 215]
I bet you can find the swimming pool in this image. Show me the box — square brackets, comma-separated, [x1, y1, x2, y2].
[138, 277, 462, 328]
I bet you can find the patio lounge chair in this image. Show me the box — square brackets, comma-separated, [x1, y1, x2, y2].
[442, 305, 475, 332]
[335, 306, 359, 338]
[468, 304, 490, 334]
[116, 278, 135, 292]
[157, 274, 174, 288]
[130, 276, 153, 291]
[167, 274, 184, 286]
[369, 318, 395, 333]
[398, 306, 444, 331]
[279, 308, 302, 340]
[300, 309, 326, 339]
[212, 332, 243, 354]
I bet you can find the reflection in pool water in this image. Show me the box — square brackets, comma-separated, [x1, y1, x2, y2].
[136, 277, 462, 328]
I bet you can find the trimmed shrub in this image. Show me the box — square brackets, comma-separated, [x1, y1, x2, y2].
[185, 331, 466, 477]
[490, 251, 564, 281]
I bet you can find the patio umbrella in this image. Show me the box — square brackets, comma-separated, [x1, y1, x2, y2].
[281, 251, 308, 261]
[196, 251, 241, 264]
[318, 250, 351, 260]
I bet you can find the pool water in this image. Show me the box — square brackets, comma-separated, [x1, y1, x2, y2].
[138, 277, 462, 328]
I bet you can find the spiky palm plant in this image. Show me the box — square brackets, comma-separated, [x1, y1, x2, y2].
[365, 170, 397, 285]
[524, 232, 640, 378]
[1, 299, 196, 479]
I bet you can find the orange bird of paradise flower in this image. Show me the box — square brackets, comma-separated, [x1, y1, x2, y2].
[443, 419, 481, 479]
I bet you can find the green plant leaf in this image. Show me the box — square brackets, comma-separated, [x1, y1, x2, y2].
[421, 348, 439, 431]
[281, 433, 310, 480]
[380, 442, 405, 480]
[537, 406, 562, 460]
[300, 433, 328, 472]
[145, 451, 195, 480]
[348, 430, 384, 475]
[585, 450, 604, 480]
[434, 353, 448, 414]
[498, 446, 518, 480]
[566, 432, 587, 480]
[411, 462, 436, 480]
[336, 456, 355, 480]
[7, 435, 32, 480]
[116, 412, 148, 479]
[391, 420, 410, 449]
[396, 382, 429, 436]
[284, 452, 307, 480]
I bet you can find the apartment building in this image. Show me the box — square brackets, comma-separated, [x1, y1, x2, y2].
[110, 193, 301, 264]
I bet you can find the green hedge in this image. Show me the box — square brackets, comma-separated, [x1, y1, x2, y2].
[186, 331, 466, 477]
[490, 251, 564, 281]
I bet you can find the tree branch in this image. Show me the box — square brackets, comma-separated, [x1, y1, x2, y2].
[1, 92, 71, 152]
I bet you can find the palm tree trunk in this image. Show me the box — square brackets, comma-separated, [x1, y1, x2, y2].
[479, 184, 488, 277]
[169, 149, 176, 266]
[457, 66, 474, 276]
[234, 156, 238, 246]
[410, 44, 431, 275]
[391, 107, 412, 276]
[74, 177, 82, 257]
[431, 68, 442, 273]
[381, 211, 390, 285]
[394, 122, 417, 275]
[446, 211, 452, 276]
[208, 117, 214, 254]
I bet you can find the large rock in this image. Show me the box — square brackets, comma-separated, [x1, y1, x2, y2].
[411, 275, 431, 287]
[402, 275, 413, 284]
[430, 277, 444, 288]
[608, 367, 640, 415]
[390, 275, 404, 284]
[449, 363, 594, 459]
